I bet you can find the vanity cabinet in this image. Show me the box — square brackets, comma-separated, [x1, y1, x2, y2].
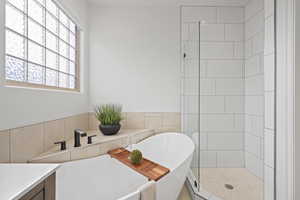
[20, 173, 56, 200]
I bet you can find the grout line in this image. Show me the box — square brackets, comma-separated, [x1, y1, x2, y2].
[43, 123, 46, 152]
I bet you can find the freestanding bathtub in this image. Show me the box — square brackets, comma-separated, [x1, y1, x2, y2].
[56, 133, 195, 200]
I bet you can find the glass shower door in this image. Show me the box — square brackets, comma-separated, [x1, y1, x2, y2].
[181, 21, 201, 190]
[181, 4, 275, 200]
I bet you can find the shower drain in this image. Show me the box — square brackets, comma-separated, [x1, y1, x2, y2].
[224, 184, 234, 190]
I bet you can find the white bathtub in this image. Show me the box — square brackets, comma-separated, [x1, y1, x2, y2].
[56, 133, 195, 200]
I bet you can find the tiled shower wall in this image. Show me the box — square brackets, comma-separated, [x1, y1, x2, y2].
[244, 0, 265, 179]
[181, 6, 245, 168]
[0, 112, 180, 163]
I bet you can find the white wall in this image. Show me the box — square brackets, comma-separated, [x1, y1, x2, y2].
[0, 0, 90, 130]
[88, 5, 181, 112]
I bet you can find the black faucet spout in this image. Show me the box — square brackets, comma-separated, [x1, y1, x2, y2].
[74, 129, 87, 147]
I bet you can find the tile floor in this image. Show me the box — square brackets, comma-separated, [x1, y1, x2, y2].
[191, 168, 263, 200]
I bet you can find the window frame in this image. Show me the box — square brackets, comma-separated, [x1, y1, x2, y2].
[4, 0, 81, 92]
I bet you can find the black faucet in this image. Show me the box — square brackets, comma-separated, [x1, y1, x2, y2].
[74, 129, 87, 147]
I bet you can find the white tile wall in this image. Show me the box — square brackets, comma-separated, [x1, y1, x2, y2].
[188, 132, 208, 150]
[245, 96, 264, 116]
[182, 7, 217, 23]
[245, 39, 253, 58]
[245, 0, 264, 20]
[182, 4, 274, 178]
[200, 96, 225, 114]
[189, 23, 199, 41]
[182, 23, 189, 41]
[200, 42, 235, 59]
[245, 152, 263, 178]
[234, 42, 245, 58]
[215, 79, 244, 95]
[245, 133, 262, 157]
[245, 115, 252, 132]
[251, 115, 264, 137]
[199, 133, 208, 150]
[206, 60, 244, 78]
[225, 96, 244, 113]
[185, 95, 245, 115]
[217, 151, 244, 167]
[182, 114, 198, 134]
[200, 151, 217, 167]
[201, 114, 235, 132]
[235, 114, 245, 131]
[184, 80, 216, 95]
[245, 54, 261, 76]
[217, 7, 244, 24]
[245, 75, 264, 95]
[225, 24, 244, 41]
[183, 41, 198, 59]
[244, 0, 265, 179]
[253, 31, 265, 54]
[200, 79, 216, 95]
[182, 6, 246, 168]
[208, 133, 244, 150]
[183, 96, 199, 114]
[184, 59, 206, 78]
[184, 78, 199, 95]
[200, 24, 225, 41]
[245, 11, 264, 39]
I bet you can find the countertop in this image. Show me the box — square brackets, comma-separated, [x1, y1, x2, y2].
[0, 164, 60, 200]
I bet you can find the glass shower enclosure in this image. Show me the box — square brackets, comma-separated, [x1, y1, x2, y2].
[181, 2, 276, 200]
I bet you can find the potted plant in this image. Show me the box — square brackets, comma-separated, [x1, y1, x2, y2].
[95, 104, 123, 135]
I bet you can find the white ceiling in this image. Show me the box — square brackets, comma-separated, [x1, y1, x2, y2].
[87, 0, 250, 7]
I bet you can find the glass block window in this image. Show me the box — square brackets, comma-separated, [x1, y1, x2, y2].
[5, 0, 79, 90]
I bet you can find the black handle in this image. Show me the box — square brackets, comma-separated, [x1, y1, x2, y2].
[87, 135, 97, 144]
[54, 141, 66, 151]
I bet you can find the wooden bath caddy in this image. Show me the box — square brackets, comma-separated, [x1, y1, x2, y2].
[108, 148, 170, 181]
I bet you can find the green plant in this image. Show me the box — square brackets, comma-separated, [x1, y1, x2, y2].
[130, 149, 143, 165]
[94, 104, 123, 125]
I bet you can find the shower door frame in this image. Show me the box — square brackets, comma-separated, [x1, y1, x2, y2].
[275, 0, 295, 199]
